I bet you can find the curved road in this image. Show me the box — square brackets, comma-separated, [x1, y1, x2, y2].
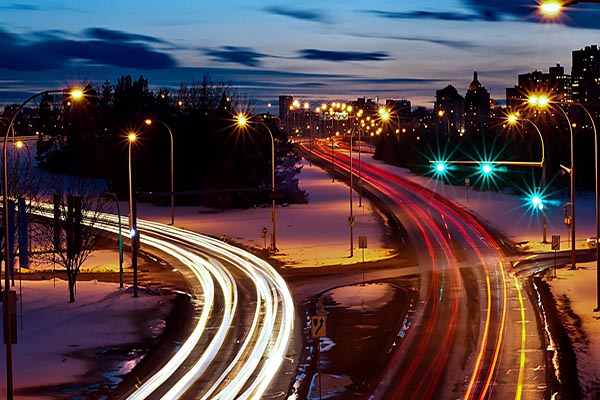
[307, 139, 546, 399]
[35, 204, 295, 399]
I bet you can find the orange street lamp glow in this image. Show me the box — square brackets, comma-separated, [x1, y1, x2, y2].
[69, 88, 84, 100]
[528, 95, 550, 108]
[15, 140, 24, 149]
[438, 110, 445, 117]
[128, 132, 137, 142]
[507, 113, 518, 124]
[378, 108, 390, 121]
[236, 114, 248, 127]
[540, 0, 562, 15]
[144, 119, 152, 126]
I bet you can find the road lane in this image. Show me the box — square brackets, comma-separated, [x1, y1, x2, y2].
[306, 140, 545, 399]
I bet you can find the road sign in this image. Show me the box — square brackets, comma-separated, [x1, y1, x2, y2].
[359, 236, 367, 249]
[551, 235, 560, 251]
[311, 315, 327, 338]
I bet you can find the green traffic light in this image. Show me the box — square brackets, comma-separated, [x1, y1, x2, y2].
[531, 195, 543, 210]
[481, 163, 493, 174]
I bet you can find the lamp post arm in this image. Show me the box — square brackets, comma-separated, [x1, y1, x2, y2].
[155, 120, 175, 225]
[524, 119, 545, 166]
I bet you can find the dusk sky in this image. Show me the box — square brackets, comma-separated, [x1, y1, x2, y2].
[1, 0, 600, 112]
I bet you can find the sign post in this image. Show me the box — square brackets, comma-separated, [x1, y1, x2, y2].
[359, 236, 367, 285]
[552, 235, 560, 277]
[311, 315, 327, 399]
[261, 227, 268, 250]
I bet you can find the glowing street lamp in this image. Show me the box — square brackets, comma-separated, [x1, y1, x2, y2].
[144, 119, 175, 225]
[540, 0, 564, 15]
[540, 0, 600, 16]
[128, 132, 139, 298]
[236, 114, 278, 251]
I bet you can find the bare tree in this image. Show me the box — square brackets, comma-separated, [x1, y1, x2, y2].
[30, 175, 111, 302]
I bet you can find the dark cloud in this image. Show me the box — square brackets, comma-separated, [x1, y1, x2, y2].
[368, 1, 600, 29]
[347, 32, 479, 51]
[264, 6, 327, 23]
[334, 77, 443, 85]
[1, 3, 41, 11]
[204, 46, 269, 67]
[85, 28, 168, 45]
[0, 28, 176, 71]
[298, 49, 390, 62]
[367, 9, 483, 22]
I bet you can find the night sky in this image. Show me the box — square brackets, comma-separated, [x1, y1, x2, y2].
[1, 0, 600, 110]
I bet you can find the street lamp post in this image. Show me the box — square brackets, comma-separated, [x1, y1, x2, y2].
[128, 132, 139, 297]
[507, 113, 547, 242]
[529, 95, 576, 268]
[347, 107, 355, 258]
[236, 115, 277, 251]
[144, 119, 175, 225]
[2, 88, 83, 400]
[567, 102, 600, 309]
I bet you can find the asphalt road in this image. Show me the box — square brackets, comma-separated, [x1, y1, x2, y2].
[301, 139, 547, 399]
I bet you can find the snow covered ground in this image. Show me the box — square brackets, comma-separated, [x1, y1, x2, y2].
[1, 154, 599, 398]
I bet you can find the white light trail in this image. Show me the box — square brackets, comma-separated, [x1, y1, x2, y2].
[30, 201, 294, 399]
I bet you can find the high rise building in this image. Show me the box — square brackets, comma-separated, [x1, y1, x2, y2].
[279, 95, 293, 134]
[571, 45, 600, 116]
[464, 71, 490, 133]
[506, 64, 571, 110]
[435, 84, 464, 134]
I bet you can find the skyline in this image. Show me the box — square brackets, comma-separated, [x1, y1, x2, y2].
[1, 1, 600, 111]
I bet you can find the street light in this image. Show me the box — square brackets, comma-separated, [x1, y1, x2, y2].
[347, 106, 355, 258]
[144, 119, 175, 225]
[564, 101, 599, 308]
[506, 113, 547, 242]
[128, 132, 139, 297]
[235, 114, 278, 251]
[14, 140, 32, 277]
[540, 0, 600, 15]
[529, 95, 576, 268]
[2, 87, 83, 399]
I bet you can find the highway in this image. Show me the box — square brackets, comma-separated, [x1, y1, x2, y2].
[306, 138, 546, 399]
[34, 203, 295, 399]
